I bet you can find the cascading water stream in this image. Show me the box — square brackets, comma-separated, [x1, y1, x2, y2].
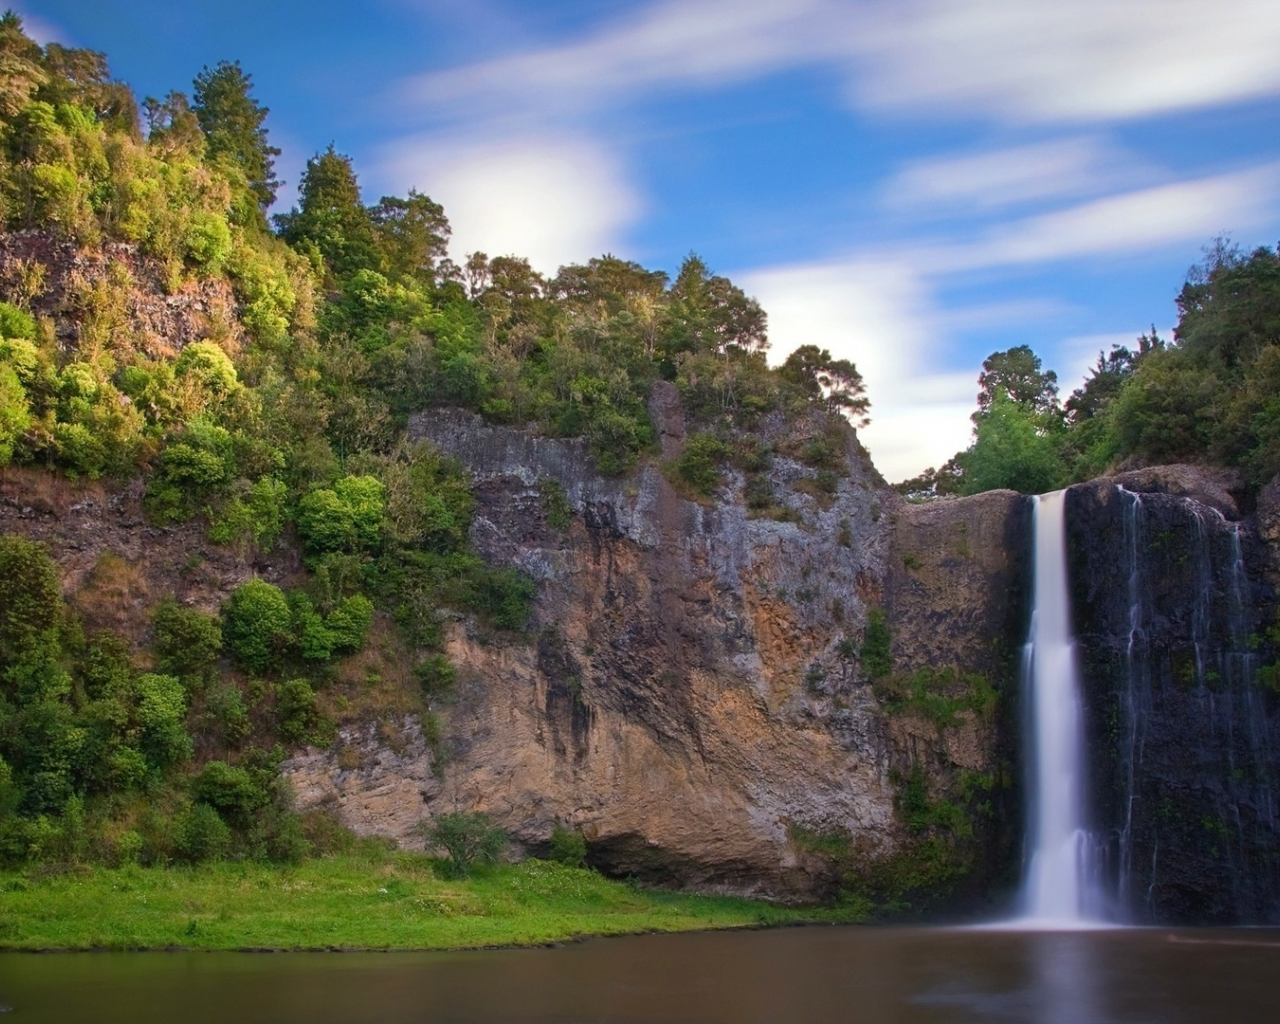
[1019, 490, 1106, 926]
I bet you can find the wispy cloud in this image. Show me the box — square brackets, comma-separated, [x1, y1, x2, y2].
[853, 0, 1280, 123]
[741, 259, 978, 480]
[911, 166, 1280, 274]
[401, 0, 832, 124]
[400, 0, 1280, 128]
[881, 137, 1144, 214]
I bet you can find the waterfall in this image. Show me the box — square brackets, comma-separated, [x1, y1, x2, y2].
[1019, 490, 1105, 925]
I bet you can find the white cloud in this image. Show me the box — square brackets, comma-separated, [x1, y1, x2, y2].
[741, 259, 975, 481]
[881, 137, 1142, 213]
[403, 0, 832, 122]
[400, 0, 1280, 129]
[913, 166, 1280, 274]
[852, 0, 1280, 123]
[381, 133, 642, 273]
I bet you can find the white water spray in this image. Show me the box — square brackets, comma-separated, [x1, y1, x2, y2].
[1020, 490, 1105, 926]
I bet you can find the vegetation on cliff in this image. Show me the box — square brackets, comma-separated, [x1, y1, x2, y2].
[0, 9, 877, 900]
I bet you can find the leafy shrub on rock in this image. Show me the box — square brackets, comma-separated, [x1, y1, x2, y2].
[222, 579, 292, 672]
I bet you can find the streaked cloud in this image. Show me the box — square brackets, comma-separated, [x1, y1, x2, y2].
[400, 0, 1280, 128]
[911, 166, 1280, 274]
[382, 133, 642, 272]
[853, 0, 1280, 123]
[881, 137, 1143, 213]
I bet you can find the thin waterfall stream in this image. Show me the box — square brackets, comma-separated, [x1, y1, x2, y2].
[1019, 490, 1106, 926]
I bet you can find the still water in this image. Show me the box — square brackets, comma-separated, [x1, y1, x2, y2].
[2, 926, 1278, 1023]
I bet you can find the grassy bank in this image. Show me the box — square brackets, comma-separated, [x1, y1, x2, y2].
[0, 855, 854, 952]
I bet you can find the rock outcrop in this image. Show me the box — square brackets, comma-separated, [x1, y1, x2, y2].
[1068, 468, 1280, 924]
[283, 402, 1024, 899]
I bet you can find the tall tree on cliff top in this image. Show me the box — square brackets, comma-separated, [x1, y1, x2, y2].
[780, 344, 870, 427]
[192, 60, 280, 222]
[975, 344, 1060, 420]
[276, 146, 380, 282]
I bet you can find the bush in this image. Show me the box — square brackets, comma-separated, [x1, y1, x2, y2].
[325, 594, 374, 653]
[152, 599, 222, 680]
[422, 810, 506, 877]
[548, 823, 587, 867]
[0, 536, 64, 669]
[191, 760, 268, 826]
[222, 579, 293, 672]
[172, 802, 232, 864]
[135, 672, 193, 769]
[296, 475, 386, 557]
[0, 302, 36, 340]
[674, 433, 731, 496]
[274, 678, 329, 746]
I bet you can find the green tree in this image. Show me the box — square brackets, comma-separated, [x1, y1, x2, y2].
[422, 810, 506, 877]
[780, 345, 870, 426]
[961, 392, 1065, 496]
[221, 579, 293, 672]
[275, 146, 379, 280]
[369, 190, 451, 284]
[191, 60, 280, 221]
[975, 345, 1059, 419]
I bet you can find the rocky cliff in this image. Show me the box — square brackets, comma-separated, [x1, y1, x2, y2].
[283, 398, 1025, 900]
[1067, 468, 1280, 924]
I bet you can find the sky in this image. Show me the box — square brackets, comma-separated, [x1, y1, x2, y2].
[14, 0, 1280, 481]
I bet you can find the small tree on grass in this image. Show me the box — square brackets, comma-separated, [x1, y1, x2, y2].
[421, 810, 505, 877]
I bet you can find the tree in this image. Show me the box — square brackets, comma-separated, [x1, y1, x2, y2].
[780, 344, 870, 426]
[191, 60, 280, 218]
[961, 392, 1065, 496]
[0, 12, 46, 119]
[369, 190, 451, 284]
[221, 579, 293, 672]
[422, 810, 506, 877]
[275, 146, 379, 280]
[663, 254, 768, 358]
[975, 345, 1059, 419]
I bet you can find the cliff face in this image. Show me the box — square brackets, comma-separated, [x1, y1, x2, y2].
[284, 398, 1025, 898]
[1067, 469, 1280, 924]
[0, 231, 244, 359]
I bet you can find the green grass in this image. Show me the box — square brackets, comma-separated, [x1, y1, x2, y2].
[0, 855, 852, 951]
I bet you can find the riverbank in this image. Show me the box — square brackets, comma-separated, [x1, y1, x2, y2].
[0, 855, 855, 952]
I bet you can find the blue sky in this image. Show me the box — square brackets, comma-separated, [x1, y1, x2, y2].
[15, 0, 1280, 480]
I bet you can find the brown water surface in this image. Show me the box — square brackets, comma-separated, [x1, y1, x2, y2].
[1, 925, 1278, 1023]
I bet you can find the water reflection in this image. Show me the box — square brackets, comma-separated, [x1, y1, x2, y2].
[1, 926, 1277, 1023]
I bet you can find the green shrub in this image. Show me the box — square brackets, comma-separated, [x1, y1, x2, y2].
[135, 672, 193, 769]
[172, 802, 232, 864]
[325, 594, 374, 653]
[413, 653, 456, 702]
[275, 678, 329, 746]
[548, 823, 587, 867]
[203, 682, 251, 746]
[222, 579, 293, 672]
[0, 302, 36, 340]
[422, 810, 506, 877]
[152, 599, 222, 680]
[296, 475, 386, 557]
[191, 760, 268, 826]
[674, 433, 731, 496]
